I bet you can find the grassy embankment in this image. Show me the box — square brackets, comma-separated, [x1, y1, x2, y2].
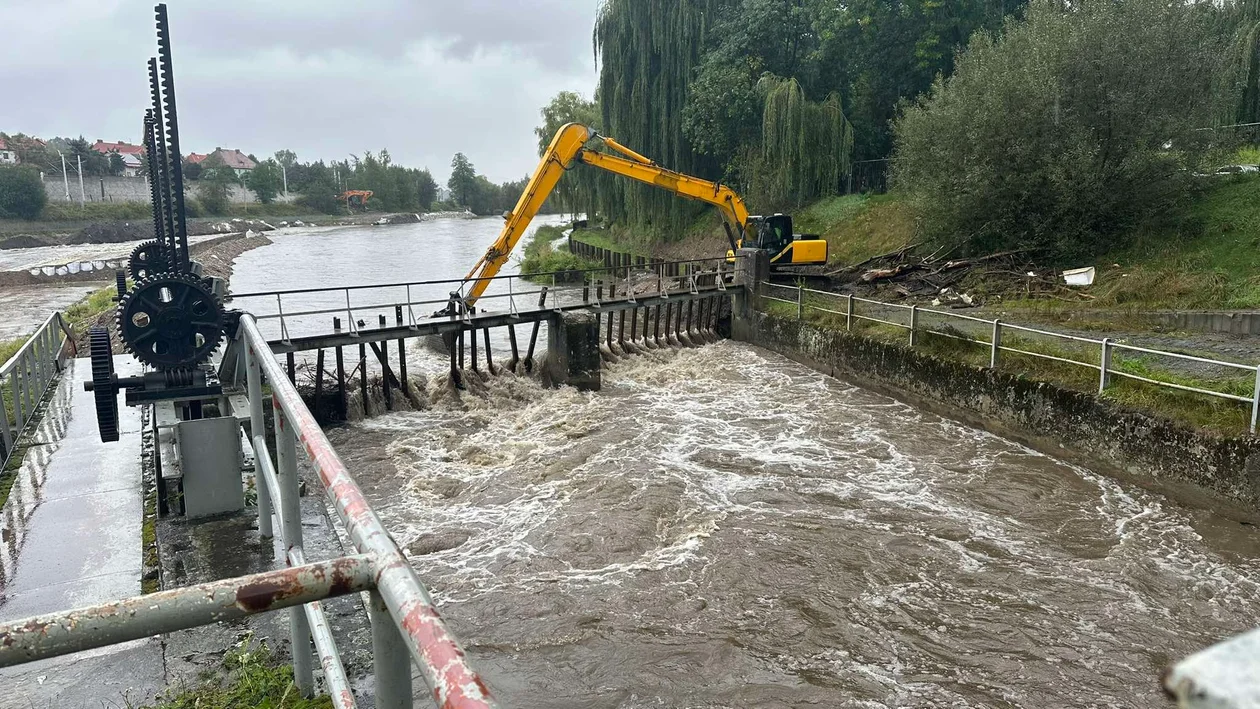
[140, 638, 331, 709]
[571, 180, 1260, 434]
[518, 224, 602, 280]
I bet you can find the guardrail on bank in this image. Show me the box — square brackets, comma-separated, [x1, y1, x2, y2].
[761, 282, 1260, 432]
[1, 312, 72, 464]
[0, 313, 497, 709]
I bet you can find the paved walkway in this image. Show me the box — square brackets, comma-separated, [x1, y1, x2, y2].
[0, 356, 165, 708]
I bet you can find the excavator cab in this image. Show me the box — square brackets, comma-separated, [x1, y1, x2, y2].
[745, 214, 828, 268]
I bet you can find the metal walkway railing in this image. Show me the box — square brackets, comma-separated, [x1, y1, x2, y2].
[228, 257, 733, 345]
[1, 312, 72, 466]
[0, 313, 496, 709]
[762, 282, 1260, 432]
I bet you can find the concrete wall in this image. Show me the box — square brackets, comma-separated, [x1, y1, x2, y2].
[735, 309, 1260, 513]
[41, 176, 261, 204]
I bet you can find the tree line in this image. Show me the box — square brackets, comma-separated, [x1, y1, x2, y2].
[539, 0, 1260, 260]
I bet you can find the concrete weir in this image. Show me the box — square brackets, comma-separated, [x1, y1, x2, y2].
[544, 311, 602, 391]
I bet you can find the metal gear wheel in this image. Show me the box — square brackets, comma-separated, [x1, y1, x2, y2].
[117, 272, 225, 370]
[127, 239, 170, 281]
[89, 326, 120, 442]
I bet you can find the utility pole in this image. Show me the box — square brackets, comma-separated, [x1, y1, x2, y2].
[57, 150, 70, 200]
[76, 154, 86, 206]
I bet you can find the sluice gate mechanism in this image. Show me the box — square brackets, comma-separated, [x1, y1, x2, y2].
[86, 4, 232, 448]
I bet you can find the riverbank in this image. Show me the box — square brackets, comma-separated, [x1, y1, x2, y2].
[569, 176, 1260, 328]
[737, 305, 1260, 515]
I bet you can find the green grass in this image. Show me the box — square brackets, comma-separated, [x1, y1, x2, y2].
[991, 176, 1260, 311]
[520, 225, 602, 281]
[0, 337, 25, 369]
[65, 284, 121, 330]
[139, 636, 332, 709]
[764, 297, 1255, 434]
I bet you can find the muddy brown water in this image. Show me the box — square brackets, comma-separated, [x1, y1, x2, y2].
[320, 345, 1260, 708]
[234, 219, 1260, 707]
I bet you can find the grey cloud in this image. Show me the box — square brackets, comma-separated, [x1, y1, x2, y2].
[0, 0, 600, 182]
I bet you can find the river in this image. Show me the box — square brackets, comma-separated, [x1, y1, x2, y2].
[233, 218, 1260, 707]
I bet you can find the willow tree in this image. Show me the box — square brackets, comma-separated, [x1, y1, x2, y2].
[593, 0, 724, 233]
[1220, 1, 1260, 127]
[755, 77, 854, 207]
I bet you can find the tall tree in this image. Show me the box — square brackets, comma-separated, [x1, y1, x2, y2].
[536, 91, 602, 217]
[893, 0, 1229, 259]
[448, 153, 478, 207]
[247, 160, 284, 204]
[594, 0, 722, 230]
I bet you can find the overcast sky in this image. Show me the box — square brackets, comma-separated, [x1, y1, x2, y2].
[0, 0, 601, 183]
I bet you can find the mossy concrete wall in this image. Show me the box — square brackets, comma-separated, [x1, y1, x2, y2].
[735, 310, 1260, 513]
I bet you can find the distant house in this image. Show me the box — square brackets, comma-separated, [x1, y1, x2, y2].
[92, 140, 145, 177]
[0, 137, 16, 165]
[186, 152, 208, 165]
[202, 148, 256, 177]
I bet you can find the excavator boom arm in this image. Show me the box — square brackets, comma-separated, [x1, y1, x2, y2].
[459, 123, 749, 307]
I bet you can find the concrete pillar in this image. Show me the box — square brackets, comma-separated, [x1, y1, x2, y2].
[731, 248, 768, 340]
[544, 311, 601, 391]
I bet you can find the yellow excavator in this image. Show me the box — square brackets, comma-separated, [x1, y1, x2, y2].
[455, 123, 828, 308]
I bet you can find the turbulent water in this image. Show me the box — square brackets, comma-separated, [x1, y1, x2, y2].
[326, 342, 1260, 708]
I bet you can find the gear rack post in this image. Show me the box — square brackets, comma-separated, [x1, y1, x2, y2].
[86, 4, 242, 521]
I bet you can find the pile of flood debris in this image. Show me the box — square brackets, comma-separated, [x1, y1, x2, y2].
[822, 243, 1096, 307]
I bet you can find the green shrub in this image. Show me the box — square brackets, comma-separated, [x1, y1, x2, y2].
[0, 166, 47, 219]
[893, 0, 1230, 261]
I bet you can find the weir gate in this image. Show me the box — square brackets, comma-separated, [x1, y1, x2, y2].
[0, 252, 756, 709]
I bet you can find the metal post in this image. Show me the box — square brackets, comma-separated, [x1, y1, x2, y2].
[1252, 366, 1260, 434]
[273, 405, 314, 696]
[525, 289, 547, 372]
[631, 306, 639, 343]
[653, 304, 662, 345]
[369, 590, 412, 709]
[0, 377, 11, 458]
[991, 320, 1002, 369]
[845, 294, 854, 331]
[286, 352, 296, 383]
[909, 305, 918, 347]
[244, 341, 272, 539]
[618, 310, 626, 348]
[797, 284, 803, 320]
[1099, 338, 1112, 395]
[470, 324, 479, 373]
[11, 372, 23, 435]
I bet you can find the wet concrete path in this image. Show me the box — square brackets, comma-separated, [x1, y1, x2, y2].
[0, 356, 164, 708]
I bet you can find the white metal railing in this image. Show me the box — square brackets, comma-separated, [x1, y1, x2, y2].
[1, 312, 72, 464]
[761, 282, 1260, 432]
[0, 315, 497, 709]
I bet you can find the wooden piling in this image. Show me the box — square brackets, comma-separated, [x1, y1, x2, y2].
[396, 306, 409, 396]
[630, 306, 639, 343]
[618, 309, 626, 349]
[653, 304, 662, 345]
[359, 343, 369, 417]
[286, 352, 296, 383]
[504, 324, 518, 371]
[470, 324, 479, 373]
[313, 349, 325, 422]
[483, 328, 494, 374]
[525, 288, 547, 372]
[335, 344, 346, 419]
